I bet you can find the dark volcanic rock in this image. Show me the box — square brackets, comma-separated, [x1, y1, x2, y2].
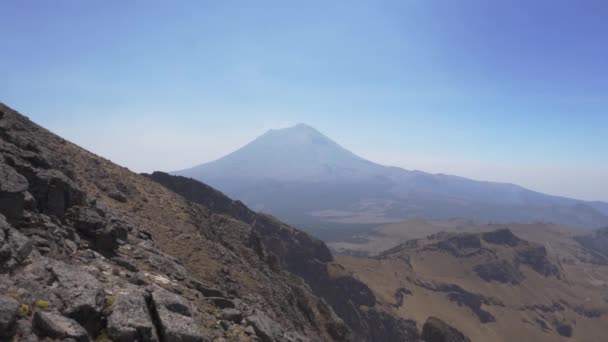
[221, 308, 243, 323]
[426, 233, 484, 257]
[189, 279, 225, 298]
[107, 291, 159, 342]
[516, 245, 560, 277]
[422, 316, 471, 342]
[66, 206, 128, 253]
[206, 297, 235, 309]
[33, 311, 89, 342]
[474, 260, 525, 284]
[0, 295, 20, 339]
[246, 311, 284, 342]
[150, 288, 205, 342]
[145, 171, 256, 223]
[48, 261, 106, 334]
[0, 214, 34, 271]
[0, 163, 28, 220]
[482, 228, 521, 246]
[21, 168, 84, 218]
[555, 321, 573, 337]
[414, 280, 500, 323]
[334, 276, 376, 308]
[364, 309, 419, 342]
[392, 287, 412, 308]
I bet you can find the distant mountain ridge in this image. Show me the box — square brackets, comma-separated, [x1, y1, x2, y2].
[175, 124, 608, 229]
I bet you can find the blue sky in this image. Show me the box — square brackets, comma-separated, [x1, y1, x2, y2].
[1, 0, 607, 201]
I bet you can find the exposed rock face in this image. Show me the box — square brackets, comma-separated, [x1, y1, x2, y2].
[0, 163, 28, 220]
[48, 260, 106, 333]
[474, 260, 525, 284]
[150, 172, 419, 341]
[66, 205, 128, 253]
[0, 103, 358, 341]
[33, 311, 90, 342]
[421, 317, 471, 342]
[413, 280, 501, 324]
[516, 245, 560, 277]
[221, 308, 243, 323]
[150, 288, 206, 342]
[107, 291, 159, 342]
[145, 171, 256, 223]
[482, 228, 521, 246]
[0, 295, 20, 339]
[0, 214, 34, 271]
[425, 233, 484, 257]
[246, 311, 284, 342]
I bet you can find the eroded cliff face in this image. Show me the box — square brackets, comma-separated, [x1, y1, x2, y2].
[147, 172, 420, 342]
[0, 103, 358, 342]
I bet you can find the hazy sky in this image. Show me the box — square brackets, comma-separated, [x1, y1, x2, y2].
[1, 1, 607, 201]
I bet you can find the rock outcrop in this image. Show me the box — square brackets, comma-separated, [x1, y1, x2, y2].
[149, 172, 419, 341]
[421, 317, 470, 342]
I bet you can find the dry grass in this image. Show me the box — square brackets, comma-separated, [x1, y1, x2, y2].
[337, 223, 608, 342]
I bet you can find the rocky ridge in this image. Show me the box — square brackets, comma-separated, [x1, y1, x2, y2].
[0, 103, 430, 341]
[146, 172, 420, 341]
[0, 103, 356, 341]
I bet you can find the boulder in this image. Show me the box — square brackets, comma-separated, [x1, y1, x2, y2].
[151, 288, 205, 342]
[48, 261, 105, 334]
[23, 168, 83, 218]
[7, 227, 34, 261]
[221, 308, 243, 323]
[189, 279, 225, 298]
[66, 206, 127, 253]
[246, 311, 283, 342]
[206, 297, 235, 309]
[0, 163, 28, 220]
[421, 317, 470, 342]
[33, 311, 89, 342]
[107, 291, 159, 342]
[0, 295, 20, 339]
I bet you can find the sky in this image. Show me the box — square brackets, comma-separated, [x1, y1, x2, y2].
[1, 0, 607, 201]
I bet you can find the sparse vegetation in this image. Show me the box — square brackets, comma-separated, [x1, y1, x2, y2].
[18, 304, 31, 317]
[7, 287, 21, 301]
[34, 300, 50, 309]
[103, 294, 118, 314]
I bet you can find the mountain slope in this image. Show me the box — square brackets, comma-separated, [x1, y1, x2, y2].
[145, 171, 420, 342]
[338, 226, 608, 342]
[0, 103, 357, 341]
[0, 103, 428, 342]
[175, 124, 608, 229]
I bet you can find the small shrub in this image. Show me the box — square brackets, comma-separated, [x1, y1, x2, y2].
[34, 300, 50, 309]
[103, 295, 118, 314]
[18, 304, 31, 316]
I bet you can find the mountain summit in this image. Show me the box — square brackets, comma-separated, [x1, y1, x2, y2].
[175, 124, 608, 229]
[179, 123, 381, 183]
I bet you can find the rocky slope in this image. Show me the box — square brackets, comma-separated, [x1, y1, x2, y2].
[145, 172, 419, 342]
[0, 103, 429, 341]
[0, 103, 357, 341]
